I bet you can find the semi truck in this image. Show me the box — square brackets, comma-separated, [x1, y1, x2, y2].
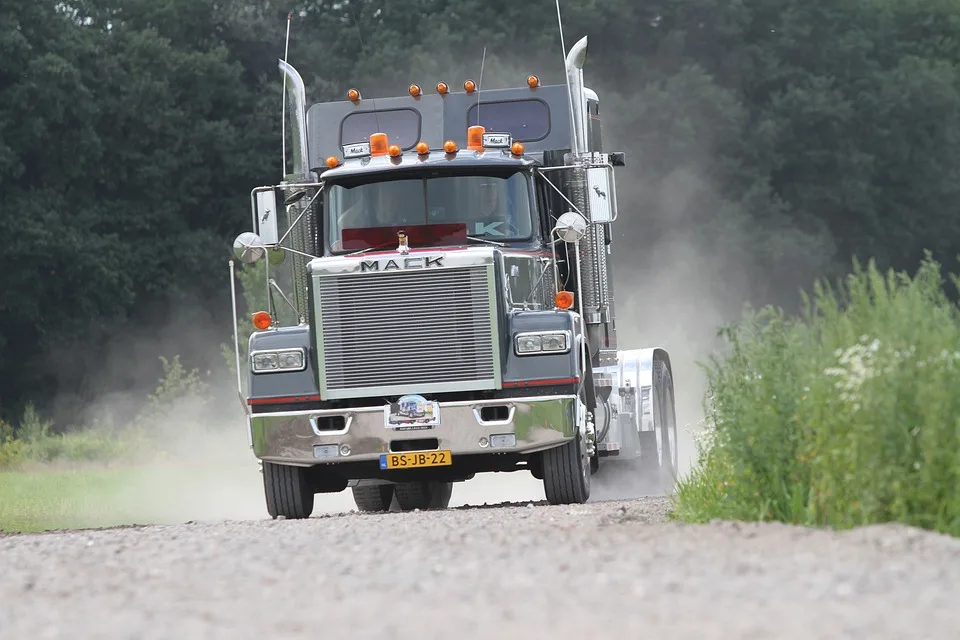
[230, 34, 679, 518]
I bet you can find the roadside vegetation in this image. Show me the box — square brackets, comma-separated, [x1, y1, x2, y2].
[673, 255, 960, 537]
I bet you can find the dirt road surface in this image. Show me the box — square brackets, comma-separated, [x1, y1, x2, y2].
[3, 471, 960, 639]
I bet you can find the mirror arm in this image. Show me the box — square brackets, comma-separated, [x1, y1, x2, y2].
[278, 184, 323, 245]
[269, 278, 305, 325]
[535, 169, 586, 220]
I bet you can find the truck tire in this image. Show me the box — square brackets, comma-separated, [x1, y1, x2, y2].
[263, 461, 314, 519]
[542, 430, 591, 505]
[394, 480, 453, 510]
[655, 359, 679, 494]
[351, 484, 395, 512]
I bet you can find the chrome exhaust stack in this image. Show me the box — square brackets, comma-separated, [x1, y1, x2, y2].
[563, 36, 616, 365]
[277, 59, 314, 321]
[279, 59, 311, 183]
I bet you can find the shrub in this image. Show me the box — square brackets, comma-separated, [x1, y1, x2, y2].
[673, 255, 960, 536]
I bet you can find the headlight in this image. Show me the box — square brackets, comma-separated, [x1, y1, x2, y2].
[251, 348, 306, 373]
[514, 331, 570, 356]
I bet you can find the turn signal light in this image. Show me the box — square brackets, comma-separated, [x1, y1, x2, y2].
[370, 132, 389, 156]
[252, 310, 272, 330]
[464, 79, 477, 92]
[467, 125, 485, 151]
[444, 140, 458, 153]
[436, 82, 449, 95]
[416, 141, 430, 155]
[511, 142, 525, 156]
[347, 88, 361, 101]
[388, 144, 402, 157]
[555, 291, 575, 310]
[325, 156, 340, 168]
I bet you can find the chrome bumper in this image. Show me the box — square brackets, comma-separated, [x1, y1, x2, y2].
[248, 395, 578, 466]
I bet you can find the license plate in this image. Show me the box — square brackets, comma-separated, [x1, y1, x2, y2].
[379, 450, 452, 470]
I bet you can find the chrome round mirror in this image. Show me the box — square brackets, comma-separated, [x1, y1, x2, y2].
[552, 211, 588, 243]
[233, 231, 265, 264]
[283, 190, 307, 206]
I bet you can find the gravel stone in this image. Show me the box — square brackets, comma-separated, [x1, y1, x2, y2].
[2, 496, 959, 639]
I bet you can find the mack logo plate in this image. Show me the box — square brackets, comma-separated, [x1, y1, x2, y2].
[361, 256, 444, 272]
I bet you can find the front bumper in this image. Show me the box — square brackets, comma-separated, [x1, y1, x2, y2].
[248, 395, 578, 466]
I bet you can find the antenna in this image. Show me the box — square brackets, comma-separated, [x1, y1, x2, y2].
[281, 12, 292, 178]
[347, 3, 382, 135]
[555, 0, 567, 58]
[476, 46, 486, 126]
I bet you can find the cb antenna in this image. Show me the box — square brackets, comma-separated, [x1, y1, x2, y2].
[347, 3, 382, 135]
[281, 11, 292, 177]
[476, 46, 486, 126]
[555, 0, 567, 57]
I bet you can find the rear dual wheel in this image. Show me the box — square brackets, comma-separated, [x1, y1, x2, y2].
[351, 480, 453, 512]
[639, 358, 679, 494]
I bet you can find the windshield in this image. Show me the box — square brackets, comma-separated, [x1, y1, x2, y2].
[326, 170, 534, 252]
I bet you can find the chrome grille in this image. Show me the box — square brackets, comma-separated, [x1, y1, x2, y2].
[316, 265, 498, 398]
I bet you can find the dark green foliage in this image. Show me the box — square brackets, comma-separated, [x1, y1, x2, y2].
[2, 0, 960, 429]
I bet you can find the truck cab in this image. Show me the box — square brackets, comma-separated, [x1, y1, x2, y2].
[231, 36, 678, 517]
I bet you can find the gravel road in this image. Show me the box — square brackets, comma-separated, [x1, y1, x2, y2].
[3, 482, 960, 639]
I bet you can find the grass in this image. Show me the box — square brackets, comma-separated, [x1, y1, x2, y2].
[673, 254, 960, 537]
[0, 460, 267, 533]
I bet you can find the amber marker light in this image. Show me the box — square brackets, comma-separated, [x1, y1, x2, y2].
[511, 141, 525, 156]
[436, 81, 449, 95]
[370, 132, 389, 157]
[527, 74, 540, 88]
[464, 79, 477, 93]
[416, 141, 430, 155]
[444, 140, 458, 153]
[325, 156, 340, 168]
[347, 88, 361, 101]
[554, 291, 575, 310]
[467, 125, 485, 151]
[409, 83, 422, 97]
[252, 310, 272, 330]
[388, 144, 402, 157]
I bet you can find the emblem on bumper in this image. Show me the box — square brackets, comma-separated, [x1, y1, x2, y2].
[385, 394, 440, 431]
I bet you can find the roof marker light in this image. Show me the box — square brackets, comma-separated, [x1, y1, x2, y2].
[511, 141, 525, 156]
[444, 140, 458, 153]
[325, 156, 340, 168]
[527, 75, 540, 88]
[416, 141, 430, 155]
[388, 144, 402, 157]
[464, 79, 477, 93]
[409, 83, 422, 97]
[436, 82, 449, 95]
[347, 88, 361, 102]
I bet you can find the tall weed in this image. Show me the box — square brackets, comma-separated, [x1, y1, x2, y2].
[674, 255, 960, 536]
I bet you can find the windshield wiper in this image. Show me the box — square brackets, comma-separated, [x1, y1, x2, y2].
[466, 235, 505, 247]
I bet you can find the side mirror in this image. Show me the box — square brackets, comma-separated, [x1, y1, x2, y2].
[552, 211, 587, 243]
[251, 188, 280, 244]
[234, 232, 266, 264]
[586, 163, 618, 224]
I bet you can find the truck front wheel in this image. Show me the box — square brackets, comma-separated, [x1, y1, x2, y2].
[541, 430, 591, 505]
[263, 461, 314, 519]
